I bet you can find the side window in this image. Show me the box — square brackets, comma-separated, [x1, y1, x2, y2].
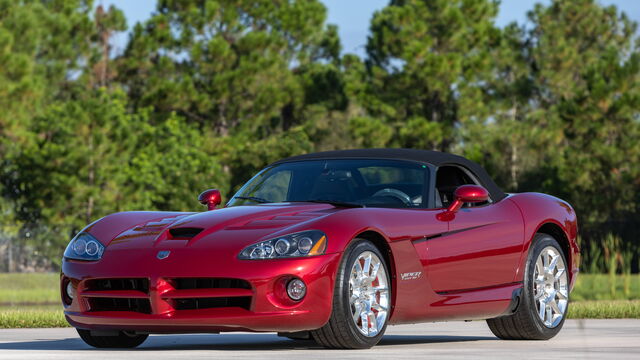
[252, 170, 292, 202]
[435, 166, 483, 207]
[358, 166, 425, 207]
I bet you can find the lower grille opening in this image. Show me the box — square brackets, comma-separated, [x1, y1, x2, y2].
[85, 278, 149, 293]
[172, 278, 251, 290]
[88, 298, 152, 314]
[173, 297, 251, 310]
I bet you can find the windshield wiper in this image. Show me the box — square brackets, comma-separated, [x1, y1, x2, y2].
[234, 196, 272, 203]
[289, 199, 364, 208]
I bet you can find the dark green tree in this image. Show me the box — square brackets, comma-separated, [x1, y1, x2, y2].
[364, 0, 500, 150]
[524, 0, 640, 224]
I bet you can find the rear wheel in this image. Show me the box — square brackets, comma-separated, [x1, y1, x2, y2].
[487, 233, 570, 340]
[311, 239, 391, 349]
[77, 329, 148, 348]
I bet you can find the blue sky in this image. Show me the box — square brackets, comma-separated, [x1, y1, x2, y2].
[101, 0, 640, 57]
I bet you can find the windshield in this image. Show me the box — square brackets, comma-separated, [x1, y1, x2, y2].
[227, 159, 429, 208]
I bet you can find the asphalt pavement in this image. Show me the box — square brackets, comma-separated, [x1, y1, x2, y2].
[0, 319, 638, 359]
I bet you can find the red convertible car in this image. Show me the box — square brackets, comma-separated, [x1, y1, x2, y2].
[61, 149, 579, 349]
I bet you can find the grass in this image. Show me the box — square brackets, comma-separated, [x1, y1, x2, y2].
[0, 273, 639, 328]
[0, 305, 68, 328]
[0, 273, 59, 304]
[567, 300, 640, 319]
[1, 301, 638, 328]
[571, 273, 640, 301]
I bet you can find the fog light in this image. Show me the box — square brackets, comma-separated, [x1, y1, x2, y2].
[286, 278, 306, 301]
[66, 281, 75, 300]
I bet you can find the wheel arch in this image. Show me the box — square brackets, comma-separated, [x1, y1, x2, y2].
[508, 193, 579, 290]
[537, 222, 571, 269]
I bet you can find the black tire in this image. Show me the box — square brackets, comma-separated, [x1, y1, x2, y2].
[486, 233, 570, 340]
[77, 329, 148, 348]
[311, 239, 391, 349]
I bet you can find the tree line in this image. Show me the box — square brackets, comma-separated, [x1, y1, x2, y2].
[0, 0, 638, 271]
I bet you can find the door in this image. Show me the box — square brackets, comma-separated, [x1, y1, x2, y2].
[423, 166, 524, 293]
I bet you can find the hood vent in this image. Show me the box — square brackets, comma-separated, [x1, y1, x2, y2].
[168, 227, 203, 240]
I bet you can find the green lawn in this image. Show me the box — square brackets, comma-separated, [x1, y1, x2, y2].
[571, 273, 640, 301]
[0, 273, 59, 304]
[0, 305, 67, 328]
[568, 300, 640, 319]
[0, 273, 638, 328]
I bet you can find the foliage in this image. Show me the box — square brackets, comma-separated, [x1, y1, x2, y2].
[0, 0, 638, 271]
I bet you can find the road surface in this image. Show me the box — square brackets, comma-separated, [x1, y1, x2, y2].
[0, 319, 638, 359]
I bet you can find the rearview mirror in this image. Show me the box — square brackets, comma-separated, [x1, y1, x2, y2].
[198, 189, 222, 210]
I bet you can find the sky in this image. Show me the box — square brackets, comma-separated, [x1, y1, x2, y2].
[100, 0, 640, 57]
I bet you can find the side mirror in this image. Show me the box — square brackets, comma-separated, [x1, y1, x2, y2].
[446, 185, 489, 213]
[198, 189, 222, 210]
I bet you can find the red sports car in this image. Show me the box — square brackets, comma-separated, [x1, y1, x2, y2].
[61, 149, 579, 349]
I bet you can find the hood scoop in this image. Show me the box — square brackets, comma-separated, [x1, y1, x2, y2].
[168, 227, 204, 240]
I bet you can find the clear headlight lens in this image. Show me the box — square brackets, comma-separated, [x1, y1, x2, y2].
[64, 232, 104, 261]
[238, 230, 327, 260]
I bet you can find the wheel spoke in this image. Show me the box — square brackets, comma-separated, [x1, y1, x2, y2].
[554, 269, 565, 281]
[368, 311, 378, 336]
[352, 302, 362, 322]
[557, 289, 568, 300]
[370, 261, 381, 281]
[549, 299, 562, 315]
[360, 311, 369, 334]
[362, 254, 372, 278]
[538, 299, 546, 320]
[354, 260, 363, 279]
[548, 255, 559, 273]
[536, 257, 544, 276]
[372, 302, 387, 312]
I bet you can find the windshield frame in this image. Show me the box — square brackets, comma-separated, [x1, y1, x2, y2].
[226, 158, 435, 209]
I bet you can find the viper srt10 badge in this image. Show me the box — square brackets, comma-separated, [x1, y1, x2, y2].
[400, 271, 422, 280]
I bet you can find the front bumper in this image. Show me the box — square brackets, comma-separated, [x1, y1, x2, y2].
[61, 248, 341, 333]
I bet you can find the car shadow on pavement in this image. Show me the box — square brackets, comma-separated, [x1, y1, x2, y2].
[0, 333, 495, 351]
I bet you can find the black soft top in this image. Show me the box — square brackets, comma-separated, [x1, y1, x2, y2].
[271, 148, 506, 201]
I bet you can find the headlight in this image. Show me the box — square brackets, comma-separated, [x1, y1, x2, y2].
[64, 232, 104, 261]
[238, 230, 327, 260]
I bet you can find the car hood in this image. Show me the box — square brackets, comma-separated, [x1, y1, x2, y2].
[102, 203, 341, 252]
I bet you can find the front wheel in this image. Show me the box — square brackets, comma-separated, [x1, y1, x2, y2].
[77, 329, 148, 348]
[487, 233, 570, 340]
[311, 239, 391, 349]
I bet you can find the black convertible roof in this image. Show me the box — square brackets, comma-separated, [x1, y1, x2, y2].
[272, 148, 506, 201]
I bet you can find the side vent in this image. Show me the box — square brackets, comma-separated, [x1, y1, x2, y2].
[168, 227, 203, 240]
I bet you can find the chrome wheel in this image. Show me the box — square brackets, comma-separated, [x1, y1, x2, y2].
[349, 251, 389, 337]
[533, 246, 568, 328]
